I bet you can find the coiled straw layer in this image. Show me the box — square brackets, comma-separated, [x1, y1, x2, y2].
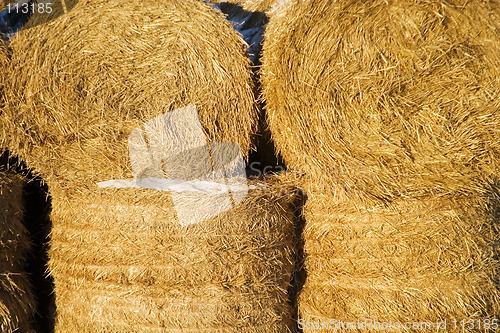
[48, 182, 297, 332]
[297, 181, 500, 333]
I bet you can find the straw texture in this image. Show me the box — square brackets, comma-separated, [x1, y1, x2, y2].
[0, 171, 36, 333]
[0, 39, 6, 65]
[210, 0, 278, 13]
[0, 40, 7, 108]
[0, 1, 300, 331]
[210, 0, 293, 19]
[0, 1, 15, 11]
[48, 180, 297, 332]
[2, 0, 257, 198]
[297, 180, 500, 333]
[261, 0, 500, 201]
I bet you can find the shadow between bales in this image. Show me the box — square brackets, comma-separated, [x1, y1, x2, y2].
[488, 180, 500, 291]
[213, 3, 286, 177]
[290, 187, 307, 333]
[215, 4, 303, 330]
[0, 150, 55, 333]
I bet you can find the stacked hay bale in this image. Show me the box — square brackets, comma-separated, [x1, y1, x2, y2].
[296, 181, 500, 332]
[261, 0, 500, 331]
[262, 0, 499, 201]
[5, 0, 257, 196]
[2, 0, 299, 332]
[0, 171, 36, 333]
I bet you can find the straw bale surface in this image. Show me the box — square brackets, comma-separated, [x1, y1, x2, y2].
[210, 0, 293, 19]
[298, 181, 500, 333]
[0, 39, 6, 65]
[261, 0, 500, 200]
[210, 0, 275, 13]
[0, 40, 7, 106]
[0, 171, 35, 333]
[48, 179, 297, 332]
[2, 0, 257, 197]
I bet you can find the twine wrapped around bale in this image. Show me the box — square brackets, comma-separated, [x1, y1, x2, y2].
[48, 180, 297, 332]
[297, 180, 500, 333]
[0, 171, 36, 333]
[2, 0, 257, 198]
[261, 0, 500, 201]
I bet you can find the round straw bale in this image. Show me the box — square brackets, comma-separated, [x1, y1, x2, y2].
[0, 171, 36, 333]
[210, 0, 293, 19]
[297, 181, 500, 333]
[261, 0, 500, 200]
[2, 0, 257, 196]
[48, 179, 297, 332]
